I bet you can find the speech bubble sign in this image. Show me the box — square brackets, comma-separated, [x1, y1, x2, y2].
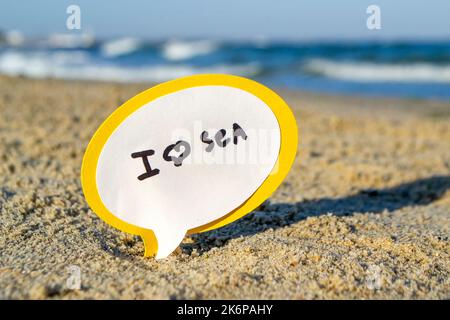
[81, 74, 297, 259]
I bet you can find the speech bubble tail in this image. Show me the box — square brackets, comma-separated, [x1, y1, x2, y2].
[152, 226, 187, 259]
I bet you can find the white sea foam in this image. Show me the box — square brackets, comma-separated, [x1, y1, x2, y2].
[304, 59, 450, 83]
[162, 40, 218, 61]
[101, 38, 141, 57]
[0, 50, 260, 82]
[45, 33, 95, 49]
[3, 30, 25, 46]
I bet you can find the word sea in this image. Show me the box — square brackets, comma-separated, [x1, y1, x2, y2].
[131, 123, 247, 180]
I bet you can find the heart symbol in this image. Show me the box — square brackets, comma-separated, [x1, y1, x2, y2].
[163, 140, 191, 167]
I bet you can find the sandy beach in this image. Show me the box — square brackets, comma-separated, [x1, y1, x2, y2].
[0, 75, 449, 299]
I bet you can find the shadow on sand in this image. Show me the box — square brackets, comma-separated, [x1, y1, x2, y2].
[186, 175, 450, 253]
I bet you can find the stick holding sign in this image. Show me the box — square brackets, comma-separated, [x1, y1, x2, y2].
[81, 74, 298, 259]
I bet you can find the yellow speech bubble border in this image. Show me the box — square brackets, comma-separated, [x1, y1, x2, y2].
[81, 74, 298, 257]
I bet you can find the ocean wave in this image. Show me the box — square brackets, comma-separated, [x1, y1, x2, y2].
[161, 40, 218, 61]
[303, 59, 450, 83]
[0, 50, 89, 77]
[101, 38, 141, 57]
[0, 50, 260, 82]
[45, 33, 96, 49]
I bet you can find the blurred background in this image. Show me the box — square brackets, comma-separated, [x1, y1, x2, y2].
[1, 0, 450, 99]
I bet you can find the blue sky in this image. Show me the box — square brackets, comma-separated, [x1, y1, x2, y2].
[1, 0, 449, 40]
